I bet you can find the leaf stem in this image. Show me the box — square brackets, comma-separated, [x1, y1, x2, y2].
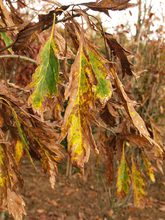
[0, 54, 37, 64]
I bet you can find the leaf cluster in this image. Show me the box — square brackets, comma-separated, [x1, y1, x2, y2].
[0, 0, 164, 219]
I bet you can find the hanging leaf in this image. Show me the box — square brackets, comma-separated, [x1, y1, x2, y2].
[132, 157, 146, 207]
[142, 154, 155, 183]
[15, 140, 24, 163]
[0, 97, 35, 167]
[110, 68, 163, 155]
[7, 189, 26, 220]
[105, 34, 133, 77]
[40, 149, 58, 189]
[151, 120, 164, 149]
[0, 142, 25, 219]
[0, 144, 5, 187]
[0, 173, 5, 187]
[0, 144, 4, 166]
[81, 0, 136, 14]
[11, 105, 31, 160]
[112, 68, 149, 136]
[0, 32, 13, 53]
[28, 15, 59, 114]
[0, 0, 17, 34]
[62, 37, 97, 168]
[87, 44, 113, 105]
[96, 0, 136, 10]
[117, 143, 130, 196]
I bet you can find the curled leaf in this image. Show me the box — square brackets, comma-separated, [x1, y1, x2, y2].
[82, 0, 136, 14]
[105, 34, 133, 77]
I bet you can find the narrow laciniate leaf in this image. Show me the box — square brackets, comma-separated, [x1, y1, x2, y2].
[117, 144, 130, 196]
[62, 38, 96, 168]
[132, 157, 146, 207]
[111, 67, 163, 157]
[28, 15, 59, 114]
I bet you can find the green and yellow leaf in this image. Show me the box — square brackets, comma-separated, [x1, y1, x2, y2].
[142, 154, 155, 183]
[62, 38, 94, 168]
[117, 144, 130, 196]
[87, 44, 112, 105]
[28, 16, 59, 114]
[132, 157, 146, 207]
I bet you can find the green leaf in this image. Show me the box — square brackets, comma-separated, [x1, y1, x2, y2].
[87, 44, 112, 105]
[117, 144, 130, 196]
[28, 15, 59, 113]
[0, 31, 13, 53]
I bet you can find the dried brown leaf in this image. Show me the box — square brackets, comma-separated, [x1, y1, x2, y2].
[106, 34, 133, 77]
[7, 189, 26, 220]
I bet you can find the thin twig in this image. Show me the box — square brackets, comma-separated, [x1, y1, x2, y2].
[0, 54, 37, 64]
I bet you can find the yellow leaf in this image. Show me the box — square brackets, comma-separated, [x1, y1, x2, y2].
[0, 144, 4, 165]
[142, 154, 155, 183]
[0, 145, 5, 187]
[0, 173, 5, 187]
[15, 140, 24, 163]
[117, 143, 130, 196]
[132, 157, 146, 207]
